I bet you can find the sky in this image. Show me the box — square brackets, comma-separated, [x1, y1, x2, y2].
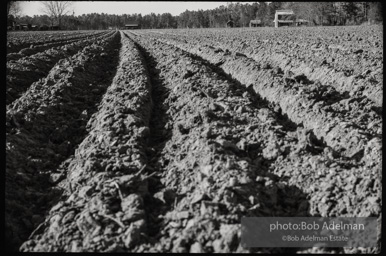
[19, 1, 257, 17]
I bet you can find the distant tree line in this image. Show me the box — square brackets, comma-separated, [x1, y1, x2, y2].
[9, 2, 383, 30]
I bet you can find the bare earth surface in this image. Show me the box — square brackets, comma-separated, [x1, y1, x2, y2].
[6, 25, 382, 253]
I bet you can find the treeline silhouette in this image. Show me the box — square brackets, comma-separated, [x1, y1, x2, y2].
[11, 2, 383, 30]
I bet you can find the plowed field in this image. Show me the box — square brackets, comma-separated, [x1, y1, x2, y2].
[6, 26, 382, 253]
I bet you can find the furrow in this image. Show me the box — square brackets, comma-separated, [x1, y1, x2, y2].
[6, 31, 116, 105]
[141, 34, 381, 166]
[7, 30, 103, 54]
[131, 38, 175, 243]
[6, 32, 121, 252]
[149, 27, 383, 107]
[6, 26, 382, 254]
[19, 31, 153, 252]
[126, 33, 381, 253]
[7, 31, 109, 62]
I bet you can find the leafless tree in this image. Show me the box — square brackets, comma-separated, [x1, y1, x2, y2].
[7, 1, 22, 18]
[40, 1, 74, 27]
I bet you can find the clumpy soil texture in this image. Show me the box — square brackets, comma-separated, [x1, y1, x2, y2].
[6, 31, 121, 251]
[6, 31, 115, 105]
[6, 25, 382, 253]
